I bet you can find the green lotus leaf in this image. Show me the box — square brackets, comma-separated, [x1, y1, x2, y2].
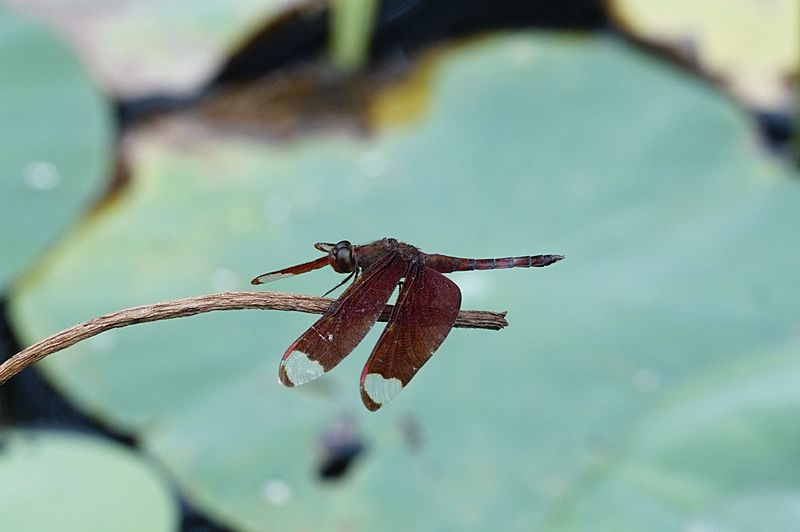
[0, 8, 111, 290]
[0, 430, 177, 531]
[10, 34, 800, 530]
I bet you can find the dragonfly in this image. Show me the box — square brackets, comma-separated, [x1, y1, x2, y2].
[251, 238, 564, 411]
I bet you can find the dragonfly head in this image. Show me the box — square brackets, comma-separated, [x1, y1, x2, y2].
[315, 240, 356, 274]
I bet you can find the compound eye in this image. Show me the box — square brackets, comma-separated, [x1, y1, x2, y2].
[332, 241, 355, 273]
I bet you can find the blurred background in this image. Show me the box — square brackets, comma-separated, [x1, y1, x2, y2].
[0, 1, 797, 530]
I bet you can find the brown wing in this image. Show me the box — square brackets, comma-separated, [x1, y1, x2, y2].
[279, 252, 409, 387]
[251, 256, 329, 285]
[359, 263, 462, 411]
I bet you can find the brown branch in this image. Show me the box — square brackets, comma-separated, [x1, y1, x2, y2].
[0, 291, 507, 384]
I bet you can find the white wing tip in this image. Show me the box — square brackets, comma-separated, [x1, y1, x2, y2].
[361, 373, 403, 410]
[280, 350, 324, 386]
[251, 272, 294, 285]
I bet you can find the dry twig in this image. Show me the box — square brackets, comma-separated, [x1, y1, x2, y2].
[0, 291, 507, 384]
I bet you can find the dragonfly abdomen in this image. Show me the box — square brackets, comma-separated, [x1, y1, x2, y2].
[427, 254, 564, 273]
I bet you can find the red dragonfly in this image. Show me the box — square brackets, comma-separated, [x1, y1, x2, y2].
[251, 238, 563, 411]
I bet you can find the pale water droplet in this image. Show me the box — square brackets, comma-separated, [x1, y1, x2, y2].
[23, 161, 61, 190]
[633, 368, 660, 393]
[358, 149, 386, 178]
[454, 275, 490, 299]
[261, 479, 292, 506]
[508, 40, 538, 67]
[264, 196, 291, 225]
[210, 267, 239, 292]
[542, 475, 569, 497]
[88, 331, 118, 353]
[683, 520, 715, 532]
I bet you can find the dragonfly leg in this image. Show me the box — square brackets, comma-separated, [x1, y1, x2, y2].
[322, 268, 358, 297]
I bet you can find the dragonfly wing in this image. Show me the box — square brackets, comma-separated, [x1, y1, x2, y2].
[251, 256, 329, 285]
[279, 252, 408, 386]
[360, 264, 462, 411]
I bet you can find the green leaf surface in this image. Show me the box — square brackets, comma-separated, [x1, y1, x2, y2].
[0, 8, 111, 290]
[0, 430, 177, 531]
[9, 34, 800, 530]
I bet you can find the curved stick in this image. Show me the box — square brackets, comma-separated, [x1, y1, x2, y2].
[0, 291, 508, 384]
